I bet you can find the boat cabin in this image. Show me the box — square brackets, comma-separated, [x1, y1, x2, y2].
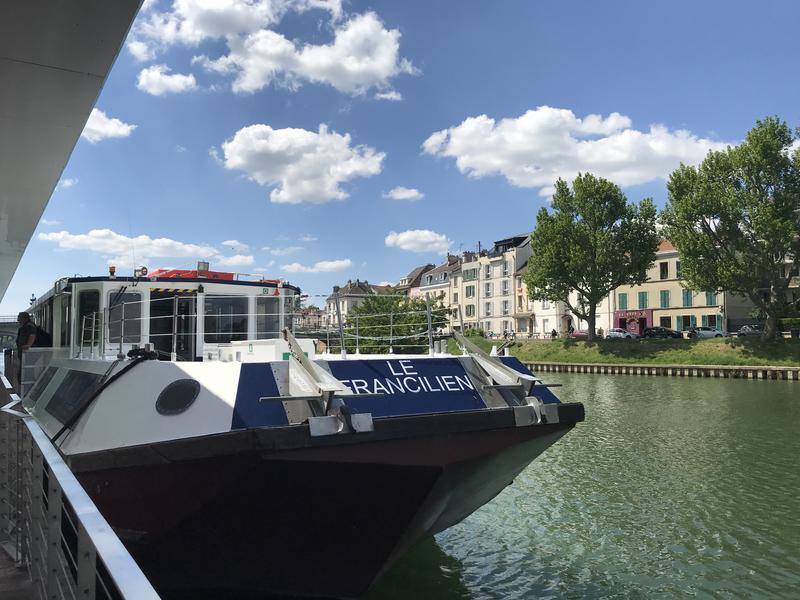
[28, 268, 301, 361]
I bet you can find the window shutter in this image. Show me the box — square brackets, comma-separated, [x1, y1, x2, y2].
[717, 314, 723, 330]
[701, 315, 708, 327]
[690, 315, 697, 328]
[675, 316, 682, 331]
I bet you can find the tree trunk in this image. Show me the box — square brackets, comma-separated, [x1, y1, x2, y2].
[762, 280, 784, 340]
[587, 304, 597, 342]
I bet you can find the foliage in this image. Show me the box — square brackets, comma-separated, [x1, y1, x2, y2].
[661, 117, 800, 338]
[781, 317, 800, 330]
[340, 293, 451, 354]
[523, 173, 659, 341]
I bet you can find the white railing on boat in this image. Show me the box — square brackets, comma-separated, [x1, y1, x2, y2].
[0, 375, 160, 599]
[72, 293, 456, 362]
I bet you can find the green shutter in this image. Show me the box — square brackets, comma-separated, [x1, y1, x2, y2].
[706, 291, 716, 306]
[683, 289, 693, 307]
[638, 291, 647, 309]
[660, 290, 670, 308]
[717, 314, 723, 330]
[619, 293, 627, 310]
[690, 315, 697, 328]
[675, 316, 682, 331]
[701, 315, 708, 327]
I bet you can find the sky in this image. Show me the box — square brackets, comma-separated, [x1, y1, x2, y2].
[3, 0, 800, 312]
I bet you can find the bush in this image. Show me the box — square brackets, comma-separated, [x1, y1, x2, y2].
[781, 317, 800, 330]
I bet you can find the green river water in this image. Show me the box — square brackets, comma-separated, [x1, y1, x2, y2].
[369, 374, 800, 599]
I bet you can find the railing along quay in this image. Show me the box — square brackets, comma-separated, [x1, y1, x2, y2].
[526, 361, 800, 380]
[0, 376, 160, 600]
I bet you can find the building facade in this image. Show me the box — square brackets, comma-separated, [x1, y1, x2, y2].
[612, 241, 755, 334]
[325, 280, 391, 327]
[451, 235, 532, 335]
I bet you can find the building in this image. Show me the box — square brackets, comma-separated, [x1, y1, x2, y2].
[293, 306, 325, 331]
[453, 235, 532, 335]
[419, 255, 461, 304]
[514, 266, 615, 337]
[395, 264, 435, 297]
[325, 280, 392, 326]
[612, 240, 754, 334]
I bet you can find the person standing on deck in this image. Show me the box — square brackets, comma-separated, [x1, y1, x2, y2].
[15, 312, 37, 390]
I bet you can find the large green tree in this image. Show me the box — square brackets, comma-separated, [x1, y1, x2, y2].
[524, 173, 659, 341]
[661, 117, 800, 338]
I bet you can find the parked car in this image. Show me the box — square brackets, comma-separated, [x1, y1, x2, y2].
[643, 326, 683, 339]
[736, 324, 764, 337]
[606, 328, 639, 339]
[687, 326, 726, 338]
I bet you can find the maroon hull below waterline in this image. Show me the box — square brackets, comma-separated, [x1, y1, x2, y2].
[71, 408, 580, 599]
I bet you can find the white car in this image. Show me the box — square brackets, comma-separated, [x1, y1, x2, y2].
[606, 328, 639, 339]
[687, 326, 725, 338]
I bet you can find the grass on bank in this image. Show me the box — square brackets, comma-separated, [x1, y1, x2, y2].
[447, 336, 800, 367]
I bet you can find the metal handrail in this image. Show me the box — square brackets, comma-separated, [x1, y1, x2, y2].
[0, 376, 160, 599]
[74, 292, 452, 360]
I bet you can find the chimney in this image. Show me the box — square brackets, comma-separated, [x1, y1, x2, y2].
[333, 285, 340, 293]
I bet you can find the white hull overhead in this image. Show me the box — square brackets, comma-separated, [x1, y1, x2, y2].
[0, 0, 141, 300]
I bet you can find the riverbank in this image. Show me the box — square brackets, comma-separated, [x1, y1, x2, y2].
[449, 336, 800, 368]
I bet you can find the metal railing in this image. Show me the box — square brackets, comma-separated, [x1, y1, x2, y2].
[74, 293, 456, 361]
[0, 376, 160, 599]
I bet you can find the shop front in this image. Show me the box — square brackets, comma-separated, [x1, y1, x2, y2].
[613, 309, 653, 335]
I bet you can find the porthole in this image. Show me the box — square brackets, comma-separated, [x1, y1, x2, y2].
[156, 379, 200, 415]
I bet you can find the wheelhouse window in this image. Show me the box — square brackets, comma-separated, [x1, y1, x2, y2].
[108, 292, 142, 343]
[77, 289, 100, 344]
[256, 296, 280, 339]
[205, 296, 248, 343]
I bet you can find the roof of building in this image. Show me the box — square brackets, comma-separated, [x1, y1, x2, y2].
[328, 279, 391, 300]
[397, 263, 435, 288]
[657, 240, 676, 252]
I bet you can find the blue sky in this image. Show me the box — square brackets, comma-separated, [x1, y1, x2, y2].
[4, 0, 799, 312]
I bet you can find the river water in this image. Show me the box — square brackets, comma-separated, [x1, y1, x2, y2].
[368, 374, 800, 599]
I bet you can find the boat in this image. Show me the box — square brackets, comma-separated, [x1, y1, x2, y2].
[17, 264, 584, 599]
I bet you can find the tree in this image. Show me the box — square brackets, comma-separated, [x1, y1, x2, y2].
[524, 173, 659, 341]
[340, 294, 451, 354]
[661, 117, 800, 338]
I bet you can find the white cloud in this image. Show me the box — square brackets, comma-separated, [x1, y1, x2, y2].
[221, 239, 249, 251]
[422, 105, 728, 197]
[55, 178, 79, 191]
[383, 186, 423, 201]
[269, 246, 304, 255]
[214, 254, 254, 266]
[128, 39, 156, 62]
[40, 218, 61, 226]
[128, 0, 342, 61]
[281, 258, 352, 273]
[298, 233, 318, 242]
[377, 280, 394, 286]
[194, 12, 415, 95]
[208, 146, 223, 165]
[375, 90, 401, 101]
[81, 109, 137, 144]
[385, 229, 451, 254]
[137, 64, 197, 95]
[221, 123, 384, 203]
[38, 228, 216, 267]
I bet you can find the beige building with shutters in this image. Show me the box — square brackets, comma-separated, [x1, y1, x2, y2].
[612, 241, 755, 334]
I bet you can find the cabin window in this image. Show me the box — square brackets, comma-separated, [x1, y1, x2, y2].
[283, 294, 298, 331]
[77, 290, 100, 345]
[107, 292, 142, 343]
[45, 370, 102, 424]
[256, 297, 280, 339]
[204, 296, 248, 342]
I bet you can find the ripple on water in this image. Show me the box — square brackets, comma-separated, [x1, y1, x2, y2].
[369, 374, 800, 599]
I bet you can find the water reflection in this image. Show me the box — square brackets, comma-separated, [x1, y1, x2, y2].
[367, 537, 470, 600]
[368, 375, 800, 599]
